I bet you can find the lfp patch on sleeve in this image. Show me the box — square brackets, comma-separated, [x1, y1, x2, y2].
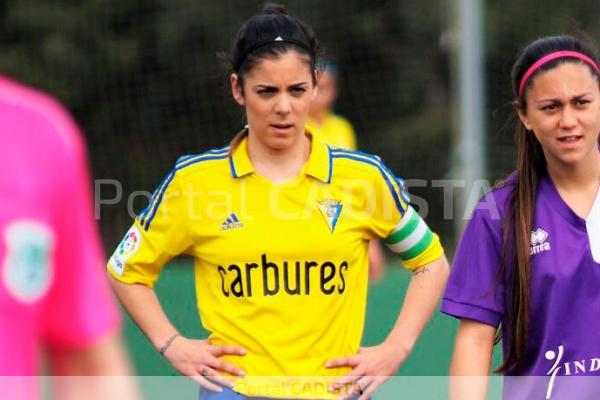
[109, 226, 141, 276]
[2, 220, 55, 303]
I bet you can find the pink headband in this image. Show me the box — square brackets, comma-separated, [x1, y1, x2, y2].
[518, 50, 600, 96]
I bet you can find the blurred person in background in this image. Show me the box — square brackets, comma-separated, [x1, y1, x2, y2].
[307, 61, 387, 282]
[306, 61, 357, 151]
[0, 74, 138, 400]
[444, 35, 600, 400]
[108, 3, 448, 400]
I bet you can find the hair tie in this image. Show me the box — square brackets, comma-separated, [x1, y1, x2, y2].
[518, 50, 600, 96]
[235, 36, 312, 72]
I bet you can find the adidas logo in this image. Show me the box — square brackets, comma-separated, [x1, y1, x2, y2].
[530, 228, 551, 255]
[220, 213, 244, 231]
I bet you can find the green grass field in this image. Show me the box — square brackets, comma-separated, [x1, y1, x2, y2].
[122, 258, 503, 398]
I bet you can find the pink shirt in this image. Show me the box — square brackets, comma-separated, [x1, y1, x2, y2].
[0, 75, 120, 396]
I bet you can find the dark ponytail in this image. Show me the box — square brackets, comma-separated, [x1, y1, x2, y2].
[224, 3, 320, 88]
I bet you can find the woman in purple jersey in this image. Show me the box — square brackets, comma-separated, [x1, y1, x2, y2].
[442, 35, 600, 399]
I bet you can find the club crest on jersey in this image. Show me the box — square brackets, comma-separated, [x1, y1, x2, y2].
[530, 228, 551, 255]
[317, 199, 342, 233]
[109, 226, 141, 275]
[2, 220, 55, 303]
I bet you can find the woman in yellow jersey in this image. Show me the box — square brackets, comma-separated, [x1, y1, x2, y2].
[107, 4, 449, 400]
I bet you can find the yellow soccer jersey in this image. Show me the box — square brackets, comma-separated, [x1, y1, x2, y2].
[306, 113, 357, 150]
[108, 132, 443, 399]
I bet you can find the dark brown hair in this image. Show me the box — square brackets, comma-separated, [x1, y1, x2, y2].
[498, 35, 600, 372]
[223, 4, 321, 149]
[224, 3, 319, 88]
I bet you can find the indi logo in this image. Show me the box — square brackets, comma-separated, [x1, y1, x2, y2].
[545, 345, 564, 400]
[544, 345, 600, 399]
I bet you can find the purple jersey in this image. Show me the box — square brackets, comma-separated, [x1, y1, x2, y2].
[442, 172, 600, 399]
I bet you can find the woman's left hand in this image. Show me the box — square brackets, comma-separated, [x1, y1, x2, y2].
[325, 342, 408, 400]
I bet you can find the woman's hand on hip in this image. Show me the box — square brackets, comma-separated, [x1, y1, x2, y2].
[325, 342, 408, 400]
[162, 337, 246, 392]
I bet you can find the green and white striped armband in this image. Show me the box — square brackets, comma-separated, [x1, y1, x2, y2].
[384, 206, 435, 262]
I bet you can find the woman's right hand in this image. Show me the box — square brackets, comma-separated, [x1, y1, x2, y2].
[162, 336, 247, 392]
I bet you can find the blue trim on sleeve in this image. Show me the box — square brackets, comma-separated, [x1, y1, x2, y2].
[141, 148, 229, 231]
[229, 154, 238, 178]
[330, 149, 407, 215]
[327, 145, 333, 184]
[176, 154, 195, 164]
[138, 173, 171, 227]
[175, 147, 228, 166]
[396, 177, 411, 204]
[143, 171, 175, 230]
[176, 154, 228, 170]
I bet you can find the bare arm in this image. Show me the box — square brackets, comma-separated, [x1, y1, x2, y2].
[109, 277, 179, 350]
[382, 255, 450, 356]
[108, 276, 246, 392]
[367, 240, 387, 282]
[449, 318, 496, 400]
[327, 255, 450, 399]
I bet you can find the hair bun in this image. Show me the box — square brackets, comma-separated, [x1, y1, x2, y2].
[263, 3, 288, 15]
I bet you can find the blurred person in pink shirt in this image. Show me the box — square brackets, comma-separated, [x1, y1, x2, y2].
[0, 75, 138, 400]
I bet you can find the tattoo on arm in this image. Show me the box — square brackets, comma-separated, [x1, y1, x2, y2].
[413, 266, 430, 276]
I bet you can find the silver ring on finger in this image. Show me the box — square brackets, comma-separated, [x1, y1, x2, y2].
[355, 382, 363, 396]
